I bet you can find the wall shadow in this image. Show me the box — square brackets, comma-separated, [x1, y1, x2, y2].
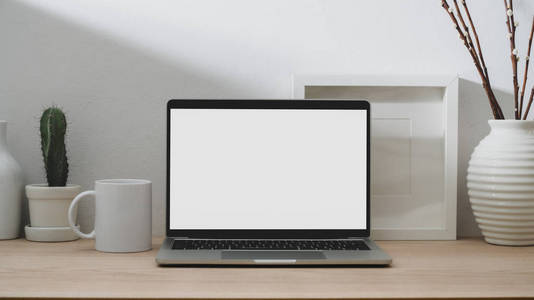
[0, 0, 520, 239]
[0, 0, 245, 236]
[306, 80, 516, 238]
[457, 78, 513, 237]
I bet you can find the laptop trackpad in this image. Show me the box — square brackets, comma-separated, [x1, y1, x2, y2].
[222, 251, 325, 260]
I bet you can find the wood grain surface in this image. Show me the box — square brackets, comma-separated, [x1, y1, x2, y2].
[1, 237, 533, 299]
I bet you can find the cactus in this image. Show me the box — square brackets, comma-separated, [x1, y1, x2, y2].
[40, 107, 68, 187]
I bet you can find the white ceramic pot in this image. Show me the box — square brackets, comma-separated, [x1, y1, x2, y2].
[0, 121, 24, 240]
[467, 120, 534, 246]
[26, 184, 81, 227]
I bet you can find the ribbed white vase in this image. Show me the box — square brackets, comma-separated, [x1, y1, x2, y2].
[468, 120, 534, 246]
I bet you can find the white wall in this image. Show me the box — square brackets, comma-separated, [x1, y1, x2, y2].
[1, 0, 533, 237]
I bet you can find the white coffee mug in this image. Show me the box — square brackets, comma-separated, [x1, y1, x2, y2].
[68, 179, 152, 252]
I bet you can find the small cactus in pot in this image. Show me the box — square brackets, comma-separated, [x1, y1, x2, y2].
[40, 107, 69, 186]
[25, 106, 81, 242]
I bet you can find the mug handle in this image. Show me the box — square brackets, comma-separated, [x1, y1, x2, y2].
[68, 191, 96, 239]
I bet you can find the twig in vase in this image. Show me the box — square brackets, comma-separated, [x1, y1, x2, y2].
[461, 0, 502, 113]
[504, 0, 520, 119]
[441, 0, 504, 119]
[520, 17, 534, 119]
[454, 1, 481, 74]
[523, 87, 534, 119]
[455, 0, 503, 118]
[461, 0, 488, 79]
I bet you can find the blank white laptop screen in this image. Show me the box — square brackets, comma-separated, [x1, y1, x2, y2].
[169, 109, 367, 230]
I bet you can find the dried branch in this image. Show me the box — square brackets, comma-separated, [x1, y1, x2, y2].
[453, 0, 480, 66]
[441, 0, 504, 119]
[456, 0, 503, 119]
[486, 81, 505, 120]
[504, 0, 520, 119]
[521, 17, 534, 119]
[462, 0, 492, 91]
[523, 87, 534, 119]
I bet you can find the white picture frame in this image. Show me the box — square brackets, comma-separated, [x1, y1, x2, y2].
[292, 75, 458, 240]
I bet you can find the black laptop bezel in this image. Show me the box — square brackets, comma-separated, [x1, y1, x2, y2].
[166, 99, 370, 239]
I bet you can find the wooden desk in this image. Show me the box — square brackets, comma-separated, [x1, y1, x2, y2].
[1, 237, 533, 299]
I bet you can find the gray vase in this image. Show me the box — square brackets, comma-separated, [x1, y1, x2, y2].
[0, 121, 23, 239]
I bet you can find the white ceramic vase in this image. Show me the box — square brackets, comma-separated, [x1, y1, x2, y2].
[0, 121, 24, 240]
[467, 120, 534, 246]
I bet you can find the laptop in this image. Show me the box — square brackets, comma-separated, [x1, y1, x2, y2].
[156, 99, 392, 265]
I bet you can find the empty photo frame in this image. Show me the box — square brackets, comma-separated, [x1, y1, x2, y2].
[293, 75, 458, 240]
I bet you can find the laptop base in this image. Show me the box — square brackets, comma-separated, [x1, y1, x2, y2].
[156, 237, 392, 266]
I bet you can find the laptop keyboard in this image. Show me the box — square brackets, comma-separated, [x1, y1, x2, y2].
[172, 239, 370, 251]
